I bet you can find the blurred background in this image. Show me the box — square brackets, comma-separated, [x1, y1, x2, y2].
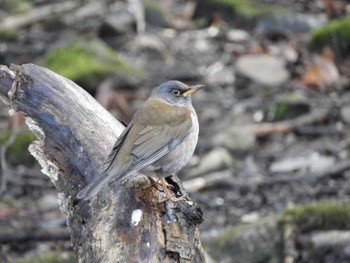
[1, 0, 350, 262]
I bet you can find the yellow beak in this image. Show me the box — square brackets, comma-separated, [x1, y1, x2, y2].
[183, 84, 205, 96]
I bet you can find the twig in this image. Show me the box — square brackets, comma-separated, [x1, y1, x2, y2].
[1, 2, 80, 29]
[0, 129, 25, 196]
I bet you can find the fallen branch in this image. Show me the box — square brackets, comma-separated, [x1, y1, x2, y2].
[0, 64, 205, 262]
[0, 2, 80, 29]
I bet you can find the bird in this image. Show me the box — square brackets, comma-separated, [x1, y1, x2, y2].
[77, 80, 203, 201]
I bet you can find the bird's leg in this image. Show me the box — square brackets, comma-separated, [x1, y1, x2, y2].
[158, 176, 172, 202]
[146, 176, 163, 191]
[157, 173, 188, 203]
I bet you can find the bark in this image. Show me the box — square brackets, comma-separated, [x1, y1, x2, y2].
[0, 64, 205, 263]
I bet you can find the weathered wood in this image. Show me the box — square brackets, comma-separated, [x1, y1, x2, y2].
[0, 64, 205, 263]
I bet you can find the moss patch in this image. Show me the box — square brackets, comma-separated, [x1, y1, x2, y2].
[310, 16, 350, 55]
[0, 0, 32, 14]
[209, 0, 258, 18]
[39, 37, 140, 85]
[0, 28, 18, 42]
[282, 201, 350, 233]
[2, 131, 36, 167]
[195, 0, 286, 29]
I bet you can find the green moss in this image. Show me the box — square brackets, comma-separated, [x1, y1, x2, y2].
[10, 251, 76, 263]
[0, 131, 11, 144]
[39, 37, 140, 83]
[282, 201, 350, 233]
[310, 16, 350, 54]
[0, 0, 32, 14]
[209, 0, 258, 18]
[6, 131, 36, 167]
[0, 28, 18, 42]
[266, 101, 310, 122]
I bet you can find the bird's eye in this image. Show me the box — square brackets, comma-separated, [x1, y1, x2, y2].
[172, 89, 180, 96]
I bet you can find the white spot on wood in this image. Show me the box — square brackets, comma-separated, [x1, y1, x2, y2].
[186, 201, 194, 206]
[29, 140, 59, 182]
[130, 209, 142, 226]
[25, 117, 45, 140]
[8, 108, 15, 116]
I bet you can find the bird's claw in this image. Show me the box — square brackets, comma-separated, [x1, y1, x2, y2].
[158, 194, 188, 204]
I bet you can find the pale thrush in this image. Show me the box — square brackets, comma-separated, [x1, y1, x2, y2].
[77, 80, 203, 201]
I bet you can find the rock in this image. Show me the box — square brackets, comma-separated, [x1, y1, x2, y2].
[270, 152, 335, 174]
[205, 62, 235, 86]
[205, 215, 281, 263]
[226, 29, 250, 42]
[162, 60, 201, 82]
[300, 231, 350, 262]
[341, 105, 350, 124]
[308, 230, 350, 248]
[99, 13, 136, 38]
[241, 212, 260, 224]
[129, 34, 169, 60]
[38, 193, 59, 211]
[213, 127, 256, 152]
[144, 0, 169, 27]
[236, 54, 290, 87]
[188, 148, 234, 177]
[257, 12, 328, 33]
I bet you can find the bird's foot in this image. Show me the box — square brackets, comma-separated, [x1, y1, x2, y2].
[145, 176, 163, 191]
[159, 193, 189, 204]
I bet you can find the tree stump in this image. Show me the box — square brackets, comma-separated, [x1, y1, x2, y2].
[0, 64, 205, 263]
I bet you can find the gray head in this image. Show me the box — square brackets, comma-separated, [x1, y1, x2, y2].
[152, 80, 204, 106]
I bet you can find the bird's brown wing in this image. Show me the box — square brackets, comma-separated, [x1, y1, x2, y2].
[76, 125, 133, 200]
[99, 124, 132, 175]
[128, 120, 192, 172]
[100, 99, 193, 175]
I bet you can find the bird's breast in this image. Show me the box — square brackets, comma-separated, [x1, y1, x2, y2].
[143, 108, 199, 177]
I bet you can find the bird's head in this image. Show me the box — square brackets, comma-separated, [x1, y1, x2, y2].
[153, 80, 204, 106]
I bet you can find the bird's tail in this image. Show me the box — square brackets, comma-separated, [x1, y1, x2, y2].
[77, 170, 118, 201]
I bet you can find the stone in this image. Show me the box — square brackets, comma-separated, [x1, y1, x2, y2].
[188, 148, 234, 177]
[236, 54, 290, 87]
[226, 29, 250, 42]
[213, 127, 256, 152]
[270, 152, 335, 174]
[205, 216, 281, 263]
[341, 105, 350, 124]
